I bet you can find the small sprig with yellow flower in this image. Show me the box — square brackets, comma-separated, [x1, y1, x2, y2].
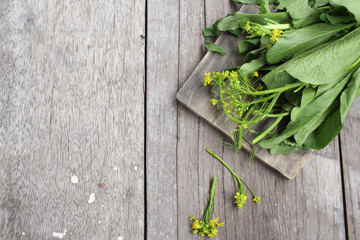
[206, 149, 261, 208]
[203, 69, 305, 149]
[189, 177, 224, 238]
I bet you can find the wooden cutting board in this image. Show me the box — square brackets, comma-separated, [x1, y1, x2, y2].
[176, 5, 313, 180]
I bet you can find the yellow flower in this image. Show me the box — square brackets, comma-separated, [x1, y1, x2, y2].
[241, 124, 248, 129]
[253, 195, 261, 204]
[231, 71, 239, 78]
[234, 192, 247, 209]
[216, 222, 224, 227]
[203, 72, 212, 86]
[227, 108, 233, 114]
[244, 21, 252, 32]
[192, 220, 201, 229]
[270, 29, 284, 44]
[210, 99, 217, 105]
[253, 71, 259, 77]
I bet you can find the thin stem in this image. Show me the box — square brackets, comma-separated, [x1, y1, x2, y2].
[251, 115, 284, 145]
[253, 111, 289, 117]
[264, 23, 292, 30]
[203, 177, 217, 223]
[206, 149, 256, 196]
[238, 82, 304, 96]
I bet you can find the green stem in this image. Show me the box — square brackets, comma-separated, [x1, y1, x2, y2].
[264, 23, 292, 31]
[347, 55, 360, 70]
[239, 82, 303, 96]
[251, 115, 284, 145]
[237, 127, 243, 149]
[203, 177, 217, 223]
[206, 149, 256, 196]
[253, 111, 289, 117]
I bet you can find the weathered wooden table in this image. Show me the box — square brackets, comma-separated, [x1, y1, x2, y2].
[1, 1, 359, 239]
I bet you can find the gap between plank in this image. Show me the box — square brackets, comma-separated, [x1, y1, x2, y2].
[338, 135, 349, 240]
[144, 0, 148, 239]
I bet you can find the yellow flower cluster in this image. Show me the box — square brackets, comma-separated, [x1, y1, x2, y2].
[204, 72, 212, 86]
[270, 29, 284, 44]
[189, 216, 224, 238]
[234, 192, 247, 209]
[253, 195, 261, 204]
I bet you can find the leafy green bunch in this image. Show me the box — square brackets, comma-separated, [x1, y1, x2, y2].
[203, 0, 360, 155]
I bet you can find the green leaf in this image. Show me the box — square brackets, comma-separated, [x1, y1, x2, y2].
[259, 74, 349, 149]
[238, 39, 261, 54]
[204, 41, 227, 55]
[340, 66, 360, 122]
[266, 23, 349, 64]
[304, 65, 360, 149]
[278, 0, 318, 19]
[329, 0, 360, 23]
[314, 0, 329, 7]
[290, 87, 316, 121]
[217, 11, 291, 32]
[244, 47, 266, 63]
[320, 13, 354, 25]
[292, 14, 322, 28]
[303, 65, 360, 150]
[269, 144, 300, 155]
[263, 26, 360, 85]
[238, 55, 267, 77]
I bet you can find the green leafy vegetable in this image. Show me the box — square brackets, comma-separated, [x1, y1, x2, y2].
[201, 0, 360, 155]
[329, 0, 360, 23]
[266, 23, 350, 64]
[204, 41, 227, 55]
[278, 0, 317, 19]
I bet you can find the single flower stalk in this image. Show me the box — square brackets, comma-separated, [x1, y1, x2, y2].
[189, 177, 224, 238]
[206, 149, 261, 208]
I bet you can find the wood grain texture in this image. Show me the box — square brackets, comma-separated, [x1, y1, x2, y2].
[176, 5, 312, 180]
[175, 2, 346, 239]
[218, 138, 345, 240]
[0, 1, 145, 239]
[176, 1, 237, 239]
[340, 97, 360, 240]
[146, 0, 179, 239]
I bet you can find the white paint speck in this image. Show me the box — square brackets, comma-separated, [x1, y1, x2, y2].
[101, 204, 104, 207]
[134, 166, 138, 171]
[88, 193, 96, 204]
[114, 167, 118, 171]
[122, 195, 126, 199]
[98, 221, 101, 224]
[71, 175, 79, 184]
[52, 229, 67, 239]
[21, 232, 25, 236]
[118, 237, 123, 240]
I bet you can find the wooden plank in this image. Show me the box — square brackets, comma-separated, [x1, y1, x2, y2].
[0, 1, 145, 239]
[176, 1, 206, 239]
[219, 139, 346, 240]
[176, 1, 237, 239]
[340, 97, 360, 240]
[146, 0, 179, 239]
[176, 4, 312, 180]
[175, 2, 346, 239]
